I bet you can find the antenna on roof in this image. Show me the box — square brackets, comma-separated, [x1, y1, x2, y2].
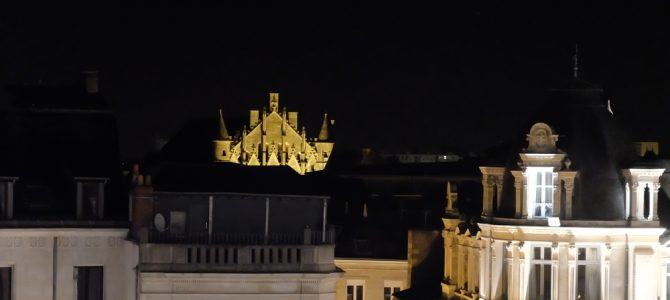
[573, 44, 579, 79]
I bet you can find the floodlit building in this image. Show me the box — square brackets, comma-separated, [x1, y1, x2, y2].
[212, 93, 334, 174]
[441, 73, 670, 299]
[0, 75, 138, 300]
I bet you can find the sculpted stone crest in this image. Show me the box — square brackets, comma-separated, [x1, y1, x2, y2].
[526, 122, 558, 153]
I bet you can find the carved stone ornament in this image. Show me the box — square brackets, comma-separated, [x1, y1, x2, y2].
[526, 122, 559, 153]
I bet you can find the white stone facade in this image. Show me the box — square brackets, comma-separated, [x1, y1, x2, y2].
[444, 224, 667, 300]
[442, 122, 670, 300]
[139, 272, 340, 300]
[0, 228, 137, 300]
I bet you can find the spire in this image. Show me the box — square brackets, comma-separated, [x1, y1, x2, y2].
[318, 113, 329, 141]
[573, 44, 579, 79]
[218, 109, 230, 140]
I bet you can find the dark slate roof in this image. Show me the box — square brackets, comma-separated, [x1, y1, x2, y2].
[550, 77, 604, 92]
[6, 84, 107, 110]
[331, 158, 482, 179]
[495, 78, 638, 220]
[150, 161, 331, 196]
[0, 109, 120, 178]
[0, 103, 126, 221]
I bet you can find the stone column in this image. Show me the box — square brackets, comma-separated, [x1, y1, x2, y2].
[443, 231, 453, 282]
[552, 172, 561, 218]
[629, 181, 639, 220]
[496, 179, 504, 213]
[506, 243, 515, 300]
[457, 244, 464, 289]
[602, 245, 612, 300]
[564, 182, 574, 220]
[559, 171, 577, 220]
[482, 177, 494, 217]
[568, 245, 577, 300]
[511, 171, 524, 218]
[625, 182, 630, 220]
[517, 243, 528, 300]
[465, 245, 477, 291]
[551, 245, 559, 300]
[653, 182, 661, 221]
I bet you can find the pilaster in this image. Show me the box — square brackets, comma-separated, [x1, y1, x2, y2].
[552, 172, 561, 218]
[559, 172, 577, 219]
[511, 171, 524, 218]
[567, 244, 577, 300]
[551, 244, 559, 300]
[652, 182, 661, 221]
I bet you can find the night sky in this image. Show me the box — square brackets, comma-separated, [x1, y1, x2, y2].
[1, 2, 669, 159]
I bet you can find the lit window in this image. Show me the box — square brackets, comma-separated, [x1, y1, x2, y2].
[75, 266, 103, 300]
[576, 247, 600, 299]
[528, 246, 552, 300]
[0, 267, 11, 300]
[346, 280, 364, 300]
[527, 167, 553, 218]
[383, 281, 402, 300]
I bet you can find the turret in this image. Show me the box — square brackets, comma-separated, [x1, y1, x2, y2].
[318, 113, 329, 141]
[213, 109, 233, 161]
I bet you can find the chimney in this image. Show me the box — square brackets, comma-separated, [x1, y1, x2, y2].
[82, 71, 99, 94]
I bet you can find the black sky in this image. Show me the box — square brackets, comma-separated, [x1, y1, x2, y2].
[1, 2, 669, 159]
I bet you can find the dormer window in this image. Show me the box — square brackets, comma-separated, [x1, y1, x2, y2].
[503, 123, 577, 220]
[528, 167, 554, 218]
[0, 177, 18, 220]
[74, 177, 108, 220]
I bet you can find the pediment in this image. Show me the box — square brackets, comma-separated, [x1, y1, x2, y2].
[525, 122, 558, 153]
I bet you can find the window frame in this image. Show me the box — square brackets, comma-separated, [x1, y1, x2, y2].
[527, 167, 554, 218]
[574, 245, 601, 300]
[0, 266, 12, 300]
[383, 280, 403, 300]
[74, 177, 108, 220]
[346, 279, 365, 300]
[74, 265, 104, 300]
[528, 245, 553, 300]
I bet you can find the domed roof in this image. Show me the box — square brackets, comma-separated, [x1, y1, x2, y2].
[498, 79, 637, 220]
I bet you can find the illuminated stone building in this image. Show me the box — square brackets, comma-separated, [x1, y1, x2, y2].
[441, 73, 670, 300]
[213, 93, 334, 175]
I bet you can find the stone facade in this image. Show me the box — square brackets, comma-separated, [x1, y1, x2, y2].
[0, 228, 137, 300]
[442, 122, 670, 300]
[334, 259, 408, 300]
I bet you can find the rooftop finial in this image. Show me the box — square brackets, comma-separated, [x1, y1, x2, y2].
[573, 44, 579, 79]
[269, 92, 279, 112]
